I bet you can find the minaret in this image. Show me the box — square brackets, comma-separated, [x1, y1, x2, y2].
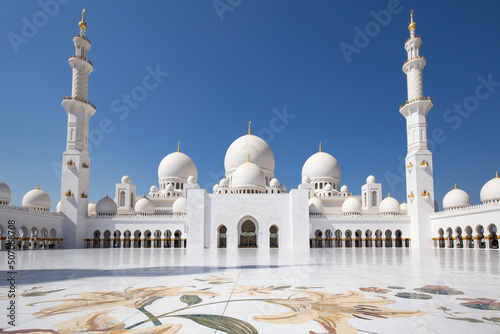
[399, 11, 434, 248]
[60, 10, 96, 248]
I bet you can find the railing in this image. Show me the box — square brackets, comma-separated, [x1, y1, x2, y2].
[431, 201, 500, 217]
[405, 35, 421, 43]
[403, 55, 425, 66]
[92, 212, 186, 219]
[399, 96, 432, 110]
[62, 96, 96, 109]
[0, 204, 63, 216]
[73, 34, 91, 43]
[69, 55, 93, 66]
[310, 212, 409, 219]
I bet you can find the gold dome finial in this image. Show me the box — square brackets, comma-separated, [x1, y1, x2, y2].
[177, 141, 180, 152]
[91, 199, 94, 204]
[403, 198, 406, 203]
[496, 171, 498, 178]
[454, 183, 457, 189]
[79, 9, 87, 31]
[37, 184, 40, 190]
[106, 193, 108, 197]
[248, 121, 251, 135]
[319, 141, 322, 152]
[247, 154, 251, 162]
[388, 192, 391, 197]
[408, 10, 416, 31]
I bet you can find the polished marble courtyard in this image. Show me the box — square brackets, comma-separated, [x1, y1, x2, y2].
[1, 248, 499, 333]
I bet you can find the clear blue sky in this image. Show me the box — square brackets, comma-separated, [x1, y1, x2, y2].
[1, 0, 499, 210]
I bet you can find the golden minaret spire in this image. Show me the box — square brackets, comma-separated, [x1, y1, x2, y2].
[408, 10, 416, 32]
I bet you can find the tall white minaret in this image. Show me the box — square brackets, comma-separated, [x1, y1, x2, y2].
[60, 10, 96, 248]
[399, 11, 435, 248]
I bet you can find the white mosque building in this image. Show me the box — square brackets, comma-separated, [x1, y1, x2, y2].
[0, 11, 499, 251]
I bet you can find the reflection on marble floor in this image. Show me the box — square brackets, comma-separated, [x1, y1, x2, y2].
[0, 248, 499, 333]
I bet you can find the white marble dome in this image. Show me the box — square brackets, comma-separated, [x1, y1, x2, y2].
[150, 185, 158, 192]
[400, 201, 408, 212]
[480, 173, 500, 203]
[231, 162, 266, 189]
[302, 175, 310, 184]
[443, 187, 471, 210]
[172, 197, 187, 215]
[270, 178, 279, 187]
[302, 152, 341, 180]
[379, 196, 400, 214]
[280, 183, 287, 193]
[342, 197, 362, 214]
[158, 152, 198, 180]
[88, 200, 97, 216]
[213, 184, 220, 193]
[56, 201, 62, 213]
[135, 197, 155, 214]
[220, 178, 229, 187]
[325, 183, 333, 191]
[121, 175, 131, 184]
[309, 197, 324, 213]
[22, 186, 51, 210]
[224, 134, 275, 174]
[187, 175, 197, 184]
[341, 185, 348, 193]
[0, 179, 12, 204]
[366, 174, 376, 184]
[96, 195, 117, 215]
[166, 184, 175, 192]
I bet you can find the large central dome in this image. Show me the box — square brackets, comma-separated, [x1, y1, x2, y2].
[158, 152, 198, 180]
[224, 134, 275, 173]
[302, 151, 341, 180]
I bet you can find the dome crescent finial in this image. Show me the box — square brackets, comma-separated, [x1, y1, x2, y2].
[319, 141, 322, 152]
[177, 141, 180, 152]
[408, 10, 416, 32]
[248, 121, 251, 135]
[79, 9, 87, 31]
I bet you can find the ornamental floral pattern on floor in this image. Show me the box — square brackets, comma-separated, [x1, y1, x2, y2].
[0, 282, 499, 333]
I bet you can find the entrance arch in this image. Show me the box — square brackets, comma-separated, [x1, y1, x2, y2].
[218, 225, 227, 248]
[270, 225, 278, 248]
[239, 219, 257, 248]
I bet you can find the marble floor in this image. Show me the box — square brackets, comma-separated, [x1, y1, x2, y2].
[1, 248, 499, 333]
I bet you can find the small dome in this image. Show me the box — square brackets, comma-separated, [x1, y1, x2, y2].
[340, 185, 348, 193]
[270, 178, 279, 187]
[220, 178, 229, 187]
[342, 197, 362, 214]
[88, 200, 97, 216]
[225, 134, 275, 174]
[187, 175, 197, 184]
[166, 184, 174, 192]
[96, 195, 117, 215]
[121, 175, 131, 184]
[150, 185, 158, 192]
[172, 197, 187, 215]
[366, 174, 376, 184]
[302, 175, 310, 184]
[135, 197, 155, 214]
[309, 197, 324, 213]
[0, 180, 12, 204]
[213, 184, 220, 193]
[400, 201, 408, 212]
[158, 152, 198, 181]
[302, 152, 341, 180]
[379, 196, 400, 214]
[324, 183, 333, 191]
[480, 173, 500, 203]
[22, 186, 51, 210]
[56, 201, 62, 213]
[232, 162, 266, 189]
[443, 187, 470, 210]
[280, 183, 287, 193]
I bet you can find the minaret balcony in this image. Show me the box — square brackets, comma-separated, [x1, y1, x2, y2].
[69, 55, 93, 66]
[65, 191, 74, 198]
[420, 160, 429, 169]
[405, 35, 421, 44]
[421, 191, 430, 198]
[62, 96, 96, 110]
[66, 160, 75, 168]
[399, 96, 433, 110]
[403, 56, 425, 67]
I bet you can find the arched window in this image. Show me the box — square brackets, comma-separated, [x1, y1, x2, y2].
[218, 225, 227, 248]
[371, 191, 377, 207]
[119, 191, 125, 207]
[270, 225, 278, 248]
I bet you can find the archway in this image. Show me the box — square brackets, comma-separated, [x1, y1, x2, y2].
[93, 230, 101, 248]
[365, 230, 372, 248]
[103, 230, 111, 248]
[314, 230, 323, 248]
[133, 230, 141, 248]
[174, 230, 182, 248]
[438, 228, 445, 248]
[113, 230, 121, 248]
[270, 225, 279, 248]
[488, 224, 498, 249]
[123, 230, 131, 248]
[345, 230, 352, 248]
[375, 230, 382, 247]
[465, 226, 473, 248]
[385, 230, 392, 248]
[334, 229, 342, 247]
[165, 230, 172, 248]
[324, 229, 332, 248]
[240, 220, 257, 248]
[144, 230, 152, 248]
[395, 230, 402, 248]
[476, 225, 485, 249]
[455, 227, 463, 248]
[446, 228, 453, 248]
[154, 230, 162, 248]
[355, 229, 362, 248]
[218, 225, 227, 248]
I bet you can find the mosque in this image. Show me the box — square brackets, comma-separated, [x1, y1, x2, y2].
[0, 11, 499, 251]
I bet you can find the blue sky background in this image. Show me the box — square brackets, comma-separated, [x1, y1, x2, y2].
[1, 0, 499, 210]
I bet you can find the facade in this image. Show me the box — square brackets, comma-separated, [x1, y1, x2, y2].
[0, 12, 499, 251]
